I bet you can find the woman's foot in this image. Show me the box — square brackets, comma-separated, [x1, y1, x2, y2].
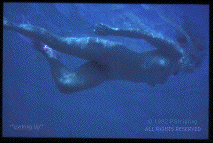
[31, 40, 60, 59]
[43, 44, 60, 59]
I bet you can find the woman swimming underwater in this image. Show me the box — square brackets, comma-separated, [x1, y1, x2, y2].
[3, 19, 206, 94]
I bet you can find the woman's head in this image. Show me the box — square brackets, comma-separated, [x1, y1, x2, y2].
[180, 52, 205, 73]
[177, 35, 188, 44]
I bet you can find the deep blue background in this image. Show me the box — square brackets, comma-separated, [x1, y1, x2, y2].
[3, 3, 209, 139]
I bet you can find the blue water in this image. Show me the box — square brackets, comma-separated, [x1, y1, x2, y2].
[3, 3, 209, 139]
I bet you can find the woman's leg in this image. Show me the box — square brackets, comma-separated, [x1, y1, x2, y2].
[3, 20, 123, 61]
[3, 20, 115, 93]
[47, 58, 110, 94]
[41, 45, 110, 94]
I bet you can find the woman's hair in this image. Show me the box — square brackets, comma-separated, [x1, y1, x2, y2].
[177, 18, 207, 73]
[176, 34, 188, 44]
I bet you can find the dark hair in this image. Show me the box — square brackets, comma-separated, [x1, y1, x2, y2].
[177, 35, 188, 44]
[182, 52, 206, 73]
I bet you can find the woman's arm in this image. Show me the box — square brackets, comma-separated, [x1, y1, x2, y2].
[94, 23, 183, 61]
